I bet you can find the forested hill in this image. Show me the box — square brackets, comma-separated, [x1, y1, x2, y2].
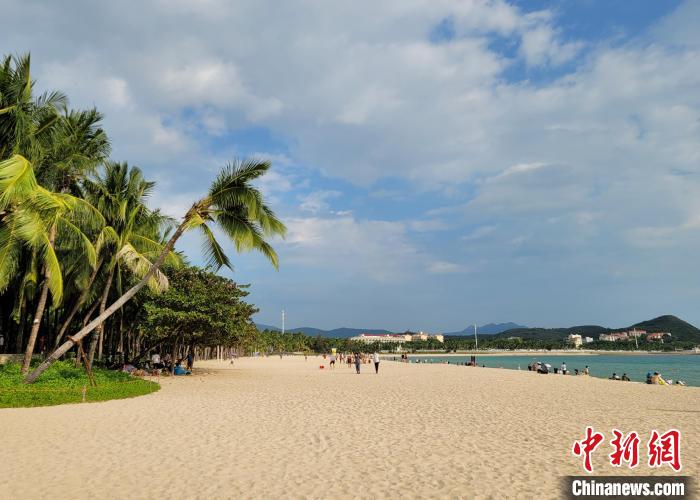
[255, 324, 392, 338]
[489, 315, 700, 342]
[489, 325, 607, 342]
[629, 315, 700, 342]
[444, 322, 527, 336]
[256, 315, 700, 342]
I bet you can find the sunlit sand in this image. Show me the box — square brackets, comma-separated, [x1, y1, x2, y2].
[3, 356, 699, 499]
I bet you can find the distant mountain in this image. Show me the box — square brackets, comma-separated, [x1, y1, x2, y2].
[445, 322, 528, 336]
[255, 324, 392, 338]
[490, 325, 607, 342]
[288, 327, 334, 336]
[491, 315, 700, 342]
[255, 323, 281, 331]
[256, 315, 700, 342]
[628, 315, 700, 342]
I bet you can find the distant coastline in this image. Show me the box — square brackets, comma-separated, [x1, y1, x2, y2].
[399, 349, 699, 357]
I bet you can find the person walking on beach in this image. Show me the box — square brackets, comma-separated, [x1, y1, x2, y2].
[560, 362, 567, 375]
[373, 351, 380, 374]
[354, 353, 361, 374]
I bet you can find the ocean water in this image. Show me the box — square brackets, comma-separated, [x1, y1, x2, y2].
[405, 354, 700, 387]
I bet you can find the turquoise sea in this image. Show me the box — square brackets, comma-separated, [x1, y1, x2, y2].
[406, 354, 700, 387]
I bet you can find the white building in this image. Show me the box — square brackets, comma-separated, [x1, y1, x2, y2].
[349, 332, 445, 344]
[568, 334, 583, 348]
[410, 332, 445, 343]
[349, 333, 412, 344]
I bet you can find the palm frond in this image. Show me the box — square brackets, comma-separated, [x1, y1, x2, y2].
[216, 212, 279, 268]
[198, 222, 232, 270]
[95, 226, 119, 255]
[0, 214, 22, 292]
[42, 239, 63, 304]
[0, 154, 37, 210]
[130, 233, 182, 267]
[56, 215, 97, 269]
[116, 243, 169, 292]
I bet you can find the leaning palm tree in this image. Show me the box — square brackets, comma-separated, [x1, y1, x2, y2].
[80, 161, 179, 364]
[25, 158, 286, 382]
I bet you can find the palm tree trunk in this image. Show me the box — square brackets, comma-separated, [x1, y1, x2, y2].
[54, 259, 103, 348]
[14, 293, 26, 354]
[25, 218, 188, 383]
[21, 225, 56, 374]
[75, 299, 100, 367]
[88, 266, 114, 366]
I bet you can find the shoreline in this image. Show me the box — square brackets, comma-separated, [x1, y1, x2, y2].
[392, 349, 698, 356]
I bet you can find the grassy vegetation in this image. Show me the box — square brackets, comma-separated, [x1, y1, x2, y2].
[0, 361, 159, 408]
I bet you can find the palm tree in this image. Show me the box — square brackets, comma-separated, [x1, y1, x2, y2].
[80, 161, 179, 364]
[0, 54, 66, 161]
[18, 109, 109, 373]
[0, 154, 102, 373]
[0, 54, 67, 354]
[25, 158, 286, 382]
[1, 54, 109, 370]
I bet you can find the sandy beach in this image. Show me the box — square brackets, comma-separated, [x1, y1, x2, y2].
[3, 356, 699, 499]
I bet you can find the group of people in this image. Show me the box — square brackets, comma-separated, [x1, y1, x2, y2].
[646, 371, 685, 385]
[527, 362, 686, 386]
[118, 351, 195, 377]
[322, 352, 381, 374]
[527, 361, 591, 376]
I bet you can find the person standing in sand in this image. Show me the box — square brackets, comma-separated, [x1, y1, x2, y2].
[354, 353, 361, 374]
[373, 352, 380, 374]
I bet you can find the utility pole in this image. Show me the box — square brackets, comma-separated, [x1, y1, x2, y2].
[282, 309, 285, 335]
[474, 323, 478, 350]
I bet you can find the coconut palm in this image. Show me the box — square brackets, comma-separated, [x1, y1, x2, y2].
[0, 54, 66, 355]
[15, 108, 109, 373]
[79, 161, 179, 364]
[26, 158, 286, 382]
[0, 154, 103, 373]
[1, 54, 109, 369]
[0, 54, 66, 161]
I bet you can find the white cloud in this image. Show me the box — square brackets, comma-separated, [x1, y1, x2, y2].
[6, 0, 700, 327]
[410, 219, 450, 232]
[427, 260, 470, 274]
[281, 215, 419, 281]
[462, 225, 496, 241]
[519, 24, 582, 66]
[298, 190, 342, 214]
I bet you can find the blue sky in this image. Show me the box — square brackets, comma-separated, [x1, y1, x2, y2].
[4, 0, 700, 331]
